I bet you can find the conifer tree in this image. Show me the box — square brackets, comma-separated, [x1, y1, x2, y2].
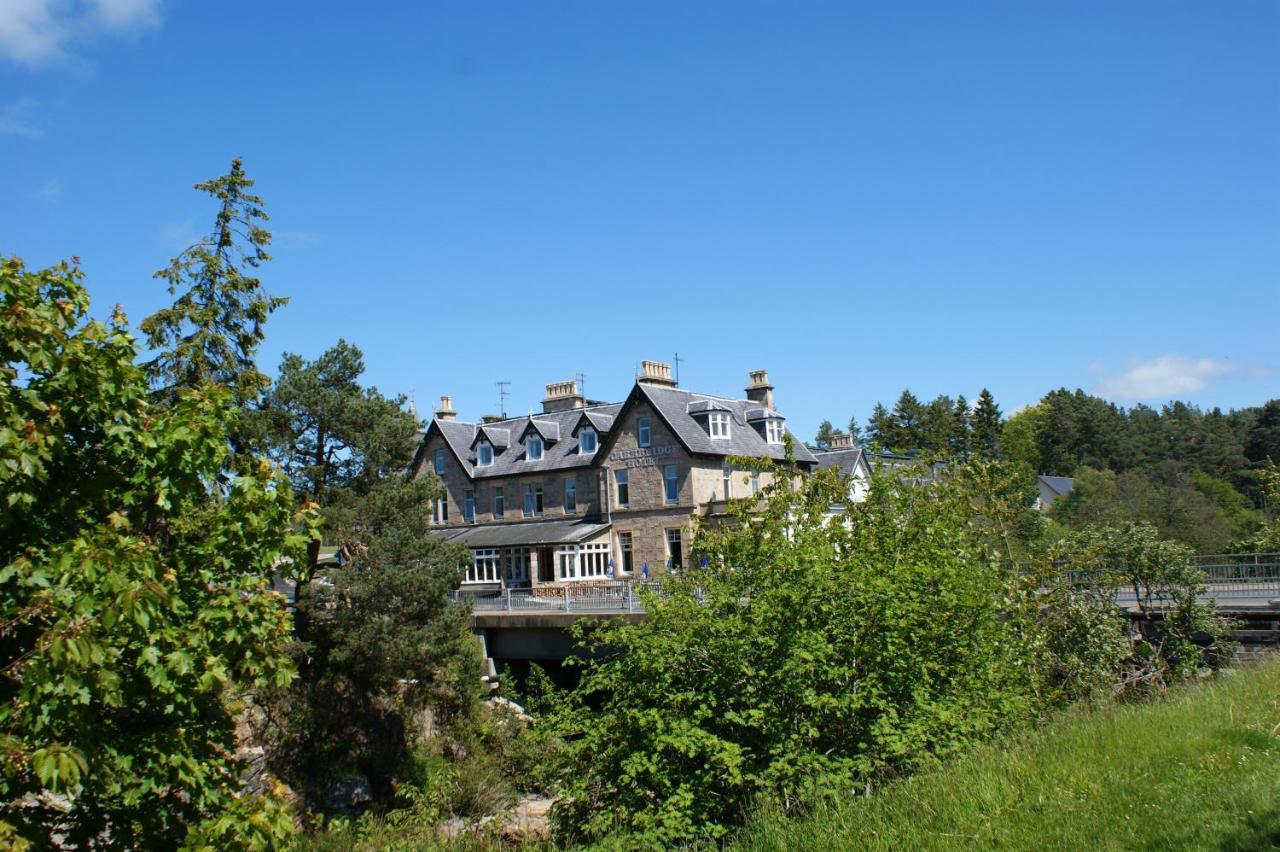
[141, 159, 286, 406]
[814, 419, 836, 449]
[950, 394, 971, 459]
[847, 415, 863, 447]
[972, 388, 1002, 459]
[866, 402, 892, 450]
[891, 389, 925, 451]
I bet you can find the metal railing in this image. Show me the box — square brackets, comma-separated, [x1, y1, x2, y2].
[452, 581, 663, 614]
[1067, 554, 1280, 605]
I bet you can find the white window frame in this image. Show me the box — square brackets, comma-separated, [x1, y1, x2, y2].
[434, 495, 448, 524]
[751, 472, 760, 495]
[526, 435, 544, 461]
[708, 411, 731, 439]
[616, 531, 633, 575]
[765, 419, 784, 444]
[557, 542, 610, 581]
[564, 477, 577, 513]
[722, 465, 732, 500]
[665, 528, 683, 570]
[579, 427, 597, 454]
[477, 441, 494, 467]
[637, 417, 651, 448]
[465, 548, 501, 584]
[615, 469, 629, 507]
[493, 487, 504, 519]
[664, 464, 679, 504]
[434, 449, 445, 474]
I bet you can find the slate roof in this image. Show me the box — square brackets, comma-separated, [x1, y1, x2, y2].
[1037, 475, 1075, 497]
[432, 518, 610, 547]
[813, 447, 869, 476]
[434, 403, 624, 480]
[573, 410, 614, 435]
[632, 384, 819, 465]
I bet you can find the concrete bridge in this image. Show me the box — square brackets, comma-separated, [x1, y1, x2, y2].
[459, 554, 1280, 665]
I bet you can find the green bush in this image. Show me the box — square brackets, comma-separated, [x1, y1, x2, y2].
[550, 459, 1047, 845]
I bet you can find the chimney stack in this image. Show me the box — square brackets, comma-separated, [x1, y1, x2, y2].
[637, 360, 677, 388]
[828, 431, 854, 450]
[542, 380, 586, 413]
[480, 413, 504, 424]
[745, 370, 774, 410]
[435, 394, 457, 421]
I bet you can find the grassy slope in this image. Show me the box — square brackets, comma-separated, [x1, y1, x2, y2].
[737, 656, 1280, 852]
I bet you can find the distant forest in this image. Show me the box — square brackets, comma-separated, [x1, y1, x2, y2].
[814, 388, 1280, 553]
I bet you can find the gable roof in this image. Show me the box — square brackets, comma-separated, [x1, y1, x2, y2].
[472, 425, 511, 450]
[1037, 474, 1075, 497]
[520, 419, 562, 444]
[812, 447, 870, 478]
[420, 418, 478, 476]
[622, 383, 818, 465]
[572, 410, 614, 436]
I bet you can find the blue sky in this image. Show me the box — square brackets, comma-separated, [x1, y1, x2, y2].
[2, 1, 1277, 438]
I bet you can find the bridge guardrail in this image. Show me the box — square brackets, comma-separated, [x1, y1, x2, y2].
[451, 581, 663, 614]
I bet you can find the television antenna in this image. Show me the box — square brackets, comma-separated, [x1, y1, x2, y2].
[496, 381, 511, 418]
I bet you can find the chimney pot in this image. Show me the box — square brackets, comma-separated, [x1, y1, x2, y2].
[637, 360, 677, 388]
[745, 369, 774, 410]
[435, 394, 457, 421]
[542, 379, 586, 413]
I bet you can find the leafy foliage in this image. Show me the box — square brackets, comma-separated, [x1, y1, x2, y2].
[551, 459, 1046, 845]
[266, 477, 481, 807]
[0, 256, 314, 847]
[1050, 523, 1235, 685]
[141, 159, 287, 407]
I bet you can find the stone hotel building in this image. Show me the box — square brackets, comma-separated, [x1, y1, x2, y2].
[414, 362, 820, 589]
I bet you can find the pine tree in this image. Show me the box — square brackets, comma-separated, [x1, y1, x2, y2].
[950, 394, 971, 459]
[866, 403, 892, 450]
[972, 388, 1002, 459]
[141, 159, 286, 405]
[847, 415, 863, 447]
[891, 389, 925, 451]
[814, 419, 836, 449]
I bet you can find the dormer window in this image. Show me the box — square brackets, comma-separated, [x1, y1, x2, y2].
[765, 419, 784, 444]
[708, 411, 731, 439]
[579, 427, 597, 454]
[477, 441, 494, 467]
[526, 435, 544, 461]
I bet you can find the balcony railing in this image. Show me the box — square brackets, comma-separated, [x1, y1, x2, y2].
[451, 581, 662, 613]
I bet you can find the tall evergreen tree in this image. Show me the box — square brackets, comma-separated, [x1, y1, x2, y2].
[141, 159, 286, 405]
[972, 388, 1002, 459]
[846, 415, 863, 447]
[866, 402, 892, 450]
[950, 394, 971, 459]
[257, 339, 420, 572]
[814, 419, 836, 449]
[890, 389, 925, 451]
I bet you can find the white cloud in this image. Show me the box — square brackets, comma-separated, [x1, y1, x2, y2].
[0, 0, 162, 66]
[1093, 355, 1238, 401]
[275, 229, 321, 249]
[0, 97, 41, 137]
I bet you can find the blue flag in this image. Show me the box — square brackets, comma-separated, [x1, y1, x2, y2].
[606, 558, 615, 579]
[700, 555, 709, 568]
[641, 563, 649, 579]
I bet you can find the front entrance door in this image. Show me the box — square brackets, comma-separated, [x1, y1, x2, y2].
[537, 545, 555, 583]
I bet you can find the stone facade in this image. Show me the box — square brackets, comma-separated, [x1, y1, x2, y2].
[414, 365, 823, 588]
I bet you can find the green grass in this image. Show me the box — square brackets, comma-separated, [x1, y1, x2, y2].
[736, 656, 1280, 851]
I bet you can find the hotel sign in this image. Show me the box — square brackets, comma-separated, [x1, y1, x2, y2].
[614, 445, 678, 469]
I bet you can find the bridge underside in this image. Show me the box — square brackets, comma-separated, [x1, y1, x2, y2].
[475, 612, 646, 661]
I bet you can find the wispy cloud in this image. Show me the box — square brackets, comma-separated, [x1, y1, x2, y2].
[0, 97, 41, 137]
[0, 0, 163, 66]
[275, 229, 321, 249]
[159, 218, 200, 251]
[1093, 355, 1246, 401]
[34, 178, 62, 201]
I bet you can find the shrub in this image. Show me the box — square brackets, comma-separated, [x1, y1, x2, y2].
[551, 459, 1046, 845]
